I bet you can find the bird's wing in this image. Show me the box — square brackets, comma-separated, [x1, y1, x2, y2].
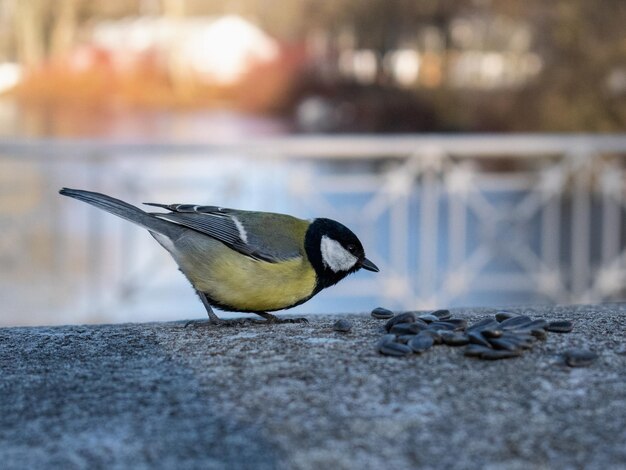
[144, 203, 308, 263]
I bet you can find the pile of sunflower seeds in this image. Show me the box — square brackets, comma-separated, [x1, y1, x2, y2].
[372, 307, 582, 362]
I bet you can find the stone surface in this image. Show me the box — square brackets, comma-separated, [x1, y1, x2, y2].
[1, 304, 625, 469]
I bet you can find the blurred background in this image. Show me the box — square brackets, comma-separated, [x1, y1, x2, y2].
[0, 0, 625, 326]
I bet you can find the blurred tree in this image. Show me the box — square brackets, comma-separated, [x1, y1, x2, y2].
[509, 0, 626, 131]
[50, 0, 79, 61]
[2, 0, 624, 132]
[14, 0, 46, 69]
[12, 0, 81, 68]
[161, 0, 196, 99]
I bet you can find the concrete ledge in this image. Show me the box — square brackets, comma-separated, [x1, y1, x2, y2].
[1, 304, 625, 469]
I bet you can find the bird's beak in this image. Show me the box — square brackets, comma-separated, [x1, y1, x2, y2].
[360, 257, 379, 272]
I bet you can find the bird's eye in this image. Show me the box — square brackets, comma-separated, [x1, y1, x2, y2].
[346, 244, 357, 253]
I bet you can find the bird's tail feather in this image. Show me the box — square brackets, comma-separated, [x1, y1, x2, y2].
[59, 188, 181, 239]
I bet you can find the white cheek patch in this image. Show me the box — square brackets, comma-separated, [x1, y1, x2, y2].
[231, 216, 248, 243]
[320, 235, 358, 273]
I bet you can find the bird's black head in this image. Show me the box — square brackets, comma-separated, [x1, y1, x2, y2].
[304, 218, 379, 291]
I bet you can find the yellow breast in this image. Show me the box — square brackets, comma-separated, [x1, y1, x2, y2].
[172, 235, 317, 312]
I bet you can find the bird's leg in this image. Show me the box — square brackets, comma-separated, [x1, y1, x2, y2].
[185, 291, 264, 328]
[184, 291, 223, 327]
[255, 312, 309, 324]
[184, 291, 308, 327]
[199, 292, 222, 323]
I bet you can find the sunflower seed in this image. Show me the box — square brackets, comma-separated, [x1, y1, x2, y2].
[530, 328, 548, 340]
[333, 319, 352, 332]
[390, 322, 424, 335]
[517, 339, 537, 349]
[376, 309, 571, 362]
[428, 321, 457, 331]
[385, 312, 418, 331]
[546, 320, 573, 333]
[440, 331, 470, 346]
[563, 348, 597, 367]
[499, 333, 535, 349]
[482, 328, 503, 338]
[431, 309, 452, 320]
[377, 334, 396, 348]
[479, 349, 523, 360]
[371, 307, 395, 320]
[500, 315, 533, 330]
[468, 330, 492, 348]
[526, 319, 548, 330]
[495, 311, 519, 322]
[396, 334, 417, 344]
[419, 314, 439, 323]
[464, 344, 494, 357]
[507, 327, 546, 341]
[488, 337, 521, 352]
[502, 331, 536, 341]
[408, 333, 435, 353]
[379, 341, 412, 357]
[419, 329, 443, 344]
[445, 318, 468, 330]
[468, 318, 499, 332]
[504, 328, 548, 343]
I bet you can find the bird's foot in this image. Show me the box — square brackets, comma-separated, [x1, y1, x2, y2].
[255, 312, 309, 324]
[184, 319, 218, 328]
[183, 314, 309, 328]
[183, 318, 262, 328]
[278, 317, 309, 324]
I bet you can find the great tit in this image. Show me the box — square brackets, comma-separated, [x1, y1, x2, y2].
[59, 188, 379, 324]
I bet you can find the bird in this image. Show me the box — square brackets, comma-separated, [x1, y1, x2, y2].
[59, 188, 379, 325]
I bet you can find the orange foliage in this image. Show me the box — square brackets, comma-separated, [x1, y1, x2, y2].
[235, 44, 305, 113]
[11, 44, 300, 113]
